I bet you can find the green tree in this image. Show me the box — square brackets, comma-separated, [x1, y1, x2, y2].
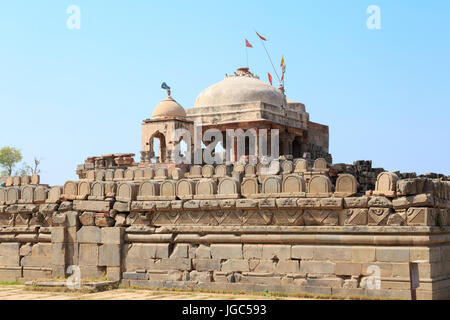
[0, 147, 23, 176]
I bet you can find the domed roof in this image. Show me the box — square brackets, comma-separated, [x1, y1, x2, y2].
[152, 96, 186, 119]
[194, 68, 286, 108]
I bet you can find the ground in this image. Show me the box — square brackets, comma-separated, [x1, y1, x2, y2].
[0, 284, 315, 300]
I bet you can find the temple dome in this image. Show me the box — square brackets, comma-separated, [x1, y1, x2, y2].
[152, 96, 186, 119]
[194, 68, 286, 108]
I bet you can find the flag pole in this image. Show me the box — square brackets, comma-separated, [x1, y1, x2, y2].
[255, 30, 281, 83]
[246, 45, 249, 68]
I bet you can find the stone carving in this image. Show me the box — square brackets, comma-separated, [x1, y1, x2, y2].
[334, 174, 358, 197]
[116, 182, 138, 202]
[19, 185, 35, 204]
[144, 168, 155, 179]
[114, 169, 125, 181]
[202, 165, 215, 178]
[374, 172, 399, 198]
[0, 189, 6, 205]
[137, 181, 160, 200]
[406, 207, 436, 226]
[307, 175, 332, 198]
[195, 179, 217, 199]
[160, 180, 177, 199]
[155, 167, 168, 180]
[105, 169, 115, 181]
[344, 209, 369, 226]
[189, 165, 202, 178]
[89, 182, 105, 200]
[281, 174, 306, 196]
[171, 168, 185, 180]
[368, 208, 392, 226]
[30, 174, 40, 185]
[303, 210, 338, 225]
[104, 182, 117, 198]
[62, 181, 78, 200]
[214, 165, 231, 178]
[313, 158, 327, 171]
[124, 169, 135, 181]
[262, 176, 282, 195]
[244, 164, 256, 177]
[133, 168, 145, 181]
[13, 176, 21, 186]
[95, 170, 105, 181]
[176, 179, 196, 200]
[77, 181, 91, 200]
[217, 178, 240, 199]
[281, 160, 294, 174]
[86, 170, 96, 181]
[6, 187, 20, 205]
[46, 186, 62, 204]
[233, 164, 245, 174]
[5, 176, 13, 187]
[21, 174, 30, 185]
[241, 178, 259, 198]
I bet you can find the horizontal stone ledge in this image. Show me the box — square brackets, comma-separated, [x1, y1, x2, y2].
[152, 233, 450, 246]
[123, 233, 174, 243]
[0, 226, 40, 234]
[150, 225, 450, 235]
[0, 233, 51, 242]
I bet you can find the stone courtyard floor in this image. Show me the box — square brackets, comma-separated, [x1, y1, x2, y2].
[0, 284, 314, 300]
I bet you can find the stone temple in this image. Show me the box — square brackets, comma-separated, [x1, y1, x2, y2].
[0, 67, 449, 300]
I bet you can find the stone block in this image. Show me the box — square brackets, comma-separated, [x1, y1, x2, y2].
[352, 246, 376, 263]
[79, 243, 99, 266]
[303, 210, 339, 226]
[344, 209, 368, 226]
[189, 271, 212, 282]
[125, 243, 169, 259]
[51, 227, 66, 243]
[343, 197, 369, 208]
[410, 247, 441, 263]
[79, 266, 106, 279]
[276, 260, 300, 273]
[393, 194, 435, 210]
[192, 259, 221, 272]
[170, 244, 189, 258]
[51, 243, 66, 266]
[79, 212, 95, 226]
[376, 247, 410, 262]
[406, 207, 437, 226]
[335, 263, 362, 276]
[243, 244, 263, 259]
[368, 208, 392, 226]
[291, 246, 314, 260]
[99, 244, 121, 267]
[107, 266, 121, 281]
[150, 258, 192, 271]
[194, 244, 211, 259]
[314, 246, 352, 261]
[73, 200, 112, 213]
[211, 244, 243, 259]
[101, 227, 124, 244]
[300, 261, 335, 274]
[77, 226, 102, 244]
[368, 196, 393, 208]
[250, 260, 276, 273]
[262, 245, 291, 260]
[221, 259, 249, 272]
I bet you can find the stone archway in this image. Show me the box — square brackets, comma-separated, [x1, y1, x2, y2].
[150, 131, 167, 163]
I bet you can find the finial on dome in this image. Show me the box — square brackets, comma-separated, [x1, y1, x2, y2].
[232, 67, 259, 79]
[161, 82, 171, 96]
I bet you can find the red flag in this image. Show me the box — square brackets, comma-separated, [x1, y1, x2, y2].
[281, 73, 284, 82]
[245, 39, 253, 48]
[268, 72, 273, 85]
[280, 56, 285, 68]
[256, 31, 267, 41]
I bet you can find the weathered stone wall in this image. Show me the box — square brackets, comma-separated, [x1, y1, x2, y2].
[0, 163, 449, 299]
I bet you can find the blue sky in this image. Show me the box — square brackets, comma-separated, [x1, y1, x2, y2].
[0, 0, 449, 185]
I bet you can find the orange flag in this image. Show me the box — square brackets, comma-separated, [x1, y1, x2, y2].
[256, 31, 267, 41]
[245, 39, 253, 48]
[268, 72, 273, 85]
